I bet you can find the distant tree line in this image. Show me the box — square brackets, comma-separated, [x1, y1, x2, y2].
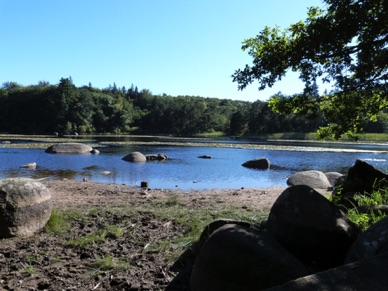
[1, 78, 387, 136]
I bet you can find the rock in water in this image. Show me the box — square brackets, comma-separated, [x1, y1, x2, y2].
[0, 178, 53, 238]
[20, 162, 37, 169]
[242, 158, 270, 170]
[45, 143, 94, 154]
[122, 151, 147, 162]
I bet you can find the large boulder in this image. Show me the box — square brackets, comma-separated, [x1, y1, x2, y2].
[45, 143, 94, 154]
[266, 252, 388, 291]
[345, 216, 388, 264]
[242, 157, 270, 170]
[0, 178, 53, 238]
[287, 170, 331, 189]
[122, 151, 147, 162]
[196, 219, 251, 251]
[267, 185, 361, 271]
[190, 224, 310, 291]
[332, 159, 388, 208]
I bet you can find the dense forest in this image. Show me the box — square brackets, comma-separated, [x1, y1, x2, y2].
[0, 78, 387, 136]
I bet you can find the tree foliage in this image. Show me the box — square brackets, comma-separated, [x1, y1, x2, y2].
[232, 0, 387, 139]
[1, 77, 387, 137]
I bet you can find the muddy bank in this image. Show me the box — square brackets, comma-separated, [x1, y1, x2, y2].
[0, 180, 287, 290]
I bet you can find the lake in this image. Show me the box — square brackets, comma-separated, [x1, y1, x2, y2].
[1, 137, 388, 190]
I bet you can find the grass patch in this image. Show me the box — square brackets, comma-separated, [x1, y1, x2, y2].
[193, 131, 225, 138]
[66, 229, 109, 248]
[87, 255, 131, 272]
[20, 254, 37, 277]
[44, 197, 269, 264]
[45, 208, 84, 235]
[141, 198, 268, 260]
[23, 264, 35, 277]
[106, 225, 125, 239]
[345, 188, 388, 231]
[244, 132, 317, 140]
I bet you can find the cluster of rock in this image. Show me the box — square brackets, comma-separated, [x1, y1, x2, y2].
[242, 156, 345, 190]
[190, 159, 388, 290]
[25, 143, 169, 173]
[44, 143, 168, 162]
[18, 143, 102, 170]
[122, 151, 168, 162]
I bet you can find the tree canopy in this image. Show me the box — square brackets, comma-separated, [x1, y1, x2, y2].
[2, 77, 388, 137]
[232, 0, 387, 139]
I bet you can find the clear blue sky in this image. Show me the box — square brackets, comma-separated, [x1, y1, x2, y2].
[0, 0, 326, 102]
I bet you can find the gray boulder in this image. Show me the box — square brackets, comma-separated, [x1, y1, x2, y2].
[0, 178, 53, 238]
[345, 216, 388, 264]
[122, 151, 147, 162]
[267, 185, 361, 271]
[287, 170, 331, 189]
[190, 224, 310, 291]
[242, 157, 270, 170]
[45, 143, 94, 154]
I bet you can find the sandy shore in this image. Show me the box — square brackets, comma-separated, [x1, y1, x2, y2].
[44, 180, 288, 212]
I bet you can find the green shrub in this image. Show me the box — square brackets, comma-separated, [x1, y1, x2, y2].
[345, 189, 388, 231]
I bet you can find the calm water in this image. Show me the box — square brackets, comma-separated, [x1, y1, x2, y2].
[1, 138, 388, 190]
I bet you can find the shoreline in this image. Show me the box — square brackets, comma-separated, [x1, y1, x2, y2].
[1, 179, 331, 290]
[43, 180, 289, 212]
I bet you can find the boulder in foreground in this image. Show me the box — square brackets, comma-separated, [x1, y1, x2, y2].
[345, 215, 388, 264]
[45, 143, 95, 154]
[266, 252, 388, 291]
[267, 185, 361, 271]
[0, 178, 53, 238]
[190, 224, 310, 291]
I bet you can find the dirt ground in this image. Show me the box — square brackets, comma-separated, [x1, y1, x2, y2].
[0, 180, 287, 290]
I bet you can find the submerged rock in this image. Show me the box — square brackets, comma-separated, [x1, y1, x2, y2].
[242, 158, 270, 170]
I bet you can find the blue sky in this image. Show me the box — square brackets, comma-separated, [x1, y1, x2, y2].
[0, 0, 326, 102]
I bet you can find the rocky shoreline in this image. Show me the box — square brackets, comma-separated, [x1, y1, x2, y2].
[0, 180, 289, 290]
